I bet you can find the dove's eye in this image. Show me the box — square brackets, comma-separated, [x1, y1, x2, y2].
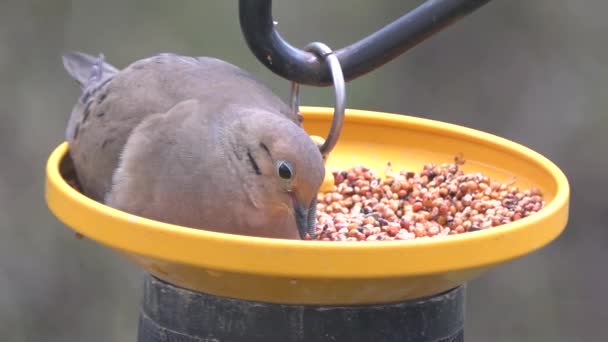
[276, 160, 294, 180]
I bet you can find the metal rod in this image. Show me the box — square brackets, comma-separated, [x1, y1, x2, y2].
[239, 0, 493, 86]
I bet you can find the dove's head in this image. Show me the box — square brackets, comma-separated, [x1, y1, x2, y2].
[236, 113, 325, 240]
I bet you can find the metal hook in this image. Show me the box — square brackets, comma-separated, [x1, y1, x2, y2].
[291, 42, 345, 158]
[239, 0, 492, 86]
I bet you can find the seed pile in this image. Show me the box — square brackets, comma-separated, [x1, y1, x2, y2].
[311, 155, 545, 242]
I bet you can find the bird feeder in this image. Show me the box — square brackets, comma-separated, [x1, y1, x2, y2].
[46, 1, 569, 341]
[46, 107, 569, 341]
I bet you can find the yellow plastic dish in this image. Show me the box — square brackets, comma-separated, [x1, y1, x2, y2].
[45, 107, 569, 305]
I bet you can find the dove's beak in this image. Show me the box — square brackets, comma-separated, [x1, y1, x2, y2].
[291, 194, 317, 240]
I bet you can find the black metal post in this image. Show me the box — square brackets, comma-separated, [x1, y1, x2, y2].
[137, 274, 466, 342]
[239, 0, 493, 86]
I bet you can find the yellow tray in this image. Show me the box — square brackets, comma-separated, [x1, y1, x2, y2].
[45, 107, 569, 305]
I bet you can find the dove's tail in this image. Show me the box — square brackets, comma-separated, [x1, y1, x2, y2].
[62, 51, 119, 89]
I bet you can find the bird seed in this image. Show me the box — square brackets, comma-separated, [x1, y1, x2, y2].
[310, 154, 545, 242]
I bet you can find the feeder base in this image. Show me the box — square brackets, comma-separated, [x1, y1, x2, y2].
[137, 274, 465, 342]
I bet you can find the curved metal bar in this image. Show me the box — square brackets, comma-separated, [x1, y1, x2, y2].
[239, 0, 493, 86]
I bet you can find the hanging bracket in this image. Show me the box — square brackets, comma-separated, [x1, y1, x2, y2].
[239, 0, 492, 86]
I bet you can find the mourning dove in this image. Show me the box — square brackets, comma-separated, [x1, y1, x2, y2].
[62, 52, 325, 240]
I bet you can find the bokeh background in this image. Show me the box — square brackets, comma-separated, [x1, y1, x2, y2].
[1, 0, 606, 341]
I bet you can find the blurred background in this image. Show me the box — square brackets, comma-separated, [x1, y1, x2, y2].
[1, 0, 606, 341]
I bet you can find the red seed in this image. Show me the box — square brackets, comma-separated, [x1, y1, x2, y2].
[347, 172, 357, 181]
[386, 227, 398, 237]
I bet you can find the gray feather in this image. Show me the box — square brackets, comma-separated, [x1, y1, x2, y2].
[62, 51, 119, 88]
